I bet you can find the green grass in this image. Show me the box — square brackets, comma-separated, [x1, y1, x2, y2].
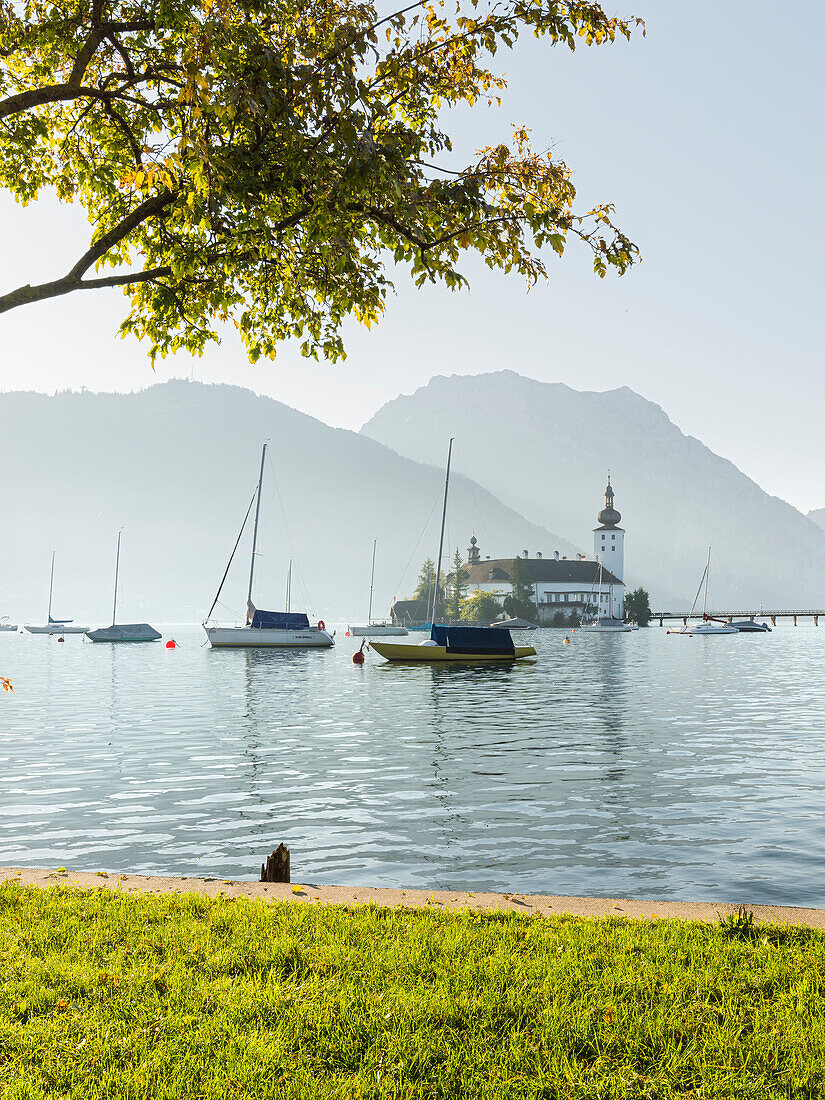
[1, 883, 824, 1098]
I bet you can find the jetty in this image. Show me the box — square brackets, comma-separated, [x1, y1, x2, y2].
[652, 608, 825, 627]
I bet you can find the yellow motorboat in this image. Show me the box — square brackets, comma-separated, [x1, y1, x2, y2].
[370, 625, 536, 663]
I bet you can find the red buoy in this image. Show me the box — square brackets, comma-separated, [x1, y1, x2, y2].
[166, 639, 176, 649]
[352, 650, 365, 664]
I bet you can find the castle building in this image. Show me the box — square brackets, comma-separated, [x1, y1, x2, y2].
[456, 478, 626, 623]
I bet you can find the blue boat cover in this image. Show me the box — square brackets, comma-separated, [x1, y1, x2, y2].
[251, 609, 310, 630]
[49, 615, 72, 624]
[431, 625, 515, 655]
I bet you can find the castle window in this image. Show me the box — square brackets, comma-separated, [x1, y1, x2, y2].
[612, 534, 615, 540]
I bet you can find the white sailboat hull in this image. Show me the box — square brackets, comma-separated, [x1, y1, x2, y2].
[683, 624, 738, 635]
[348, 624, 409, 636]
[205, 626, 334, 648]
[580, 620, 633, 633]
[25, 624, 89, 634]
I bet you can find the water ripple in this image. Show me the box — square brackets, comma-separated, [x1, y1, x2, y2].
[1, 625, 824, 903]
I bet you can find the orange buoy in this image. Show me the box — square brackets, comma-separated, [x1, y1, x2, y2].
[563, 637, 570, 644]
[353, 650, 365, 664]
[58, 636, 65, 643]
[166, 639, 176, 649]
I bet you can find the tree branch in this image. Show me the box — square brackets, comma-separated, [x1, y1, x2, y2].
[0, 191, 178, 314]
[0, 266, 171, 314]
[66, 190, 176, 280]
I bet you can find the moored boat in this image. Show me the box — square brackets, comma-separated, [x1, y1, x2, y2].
[371, 624, 535, 662]
[86, 531, 161, 643]
[348, 539, 408, 636]
[580, 561, 632, 632]
[203, 444, 333, 650]
[24, 551, 88, 634]
[87, 623, 162, 643]
[729, 620, 771, 633]
[367, 439, 535, 663]
[668, 549, 738, 636]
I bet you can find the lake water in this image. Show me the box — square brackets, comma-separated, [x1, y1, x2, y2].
[1, 624, 823, 905]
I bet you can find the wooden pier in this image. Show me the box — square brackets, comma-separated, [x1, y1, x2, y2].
[651, 609, 825, 627]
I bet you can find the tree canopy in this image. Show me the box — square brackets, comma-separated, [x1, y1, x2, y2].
[0, 0, 641, 361]
[624, 586, 651, 626]
[446, 547, 468, 622]
[463, 588, 502, 623]
[503, 555, 536, 621]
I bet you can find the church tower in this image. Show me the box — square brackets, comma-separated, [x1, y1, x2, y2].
[593, 475, 625, 589]
[467, 534, 481, 565]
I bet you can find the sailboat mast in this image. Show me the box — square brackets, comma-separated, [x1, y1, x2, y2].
[246, 443, 267, 620]
[367, 539, 377, 623]
[286, 559, 292, 612]
[432, 438, 454, 624]
[112, 531, 122, 626]
[702, 547, 711, 618]
[47, 550, 55, 621]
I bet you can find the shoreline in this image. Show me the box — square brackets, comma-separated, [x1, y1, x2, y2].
[3, 866, 825, 928]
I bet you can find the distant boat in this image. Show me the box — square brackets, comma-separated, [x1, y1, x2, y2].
[370, 439, 536, 662]
[0, 617, 17, 632]
[348, 540, 408, 636]
[580, 560, 632, 633]
[668, 549, 738, 636]
[729, 620, 771, 633]
[86, 532, 162, 643]
[203, 443, 334, 649]
[24, 551, 88, 634]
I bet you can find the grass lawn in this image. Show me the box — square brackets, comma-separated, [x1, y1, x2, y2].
[1, 883, 824, 1098]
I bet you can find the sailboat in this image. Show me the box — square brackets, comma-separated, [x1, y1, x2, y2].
[86, 531, 162, 642]
[203, 443, 334, 649]
[25, 552, 88, 634]
[370, 440, 536, 662]
[668, 549, 738, 636]
[348, 540, 408, 636]
[580, 560, 632, 633]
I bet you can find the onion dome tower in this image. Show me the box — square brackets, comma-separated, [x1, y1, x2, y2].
[593, 473, 625, 592]
[467, 534, 481, 565]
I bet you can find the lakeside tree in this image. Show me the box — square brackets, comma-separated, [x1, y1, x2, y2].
[625, 587, 652, 626]
[503, 556, 537, 621]
[413, 557, 436, 615]
[463, 589, 502, 624]
[446, 548, 468, 623]
[0, 0, 641, 361]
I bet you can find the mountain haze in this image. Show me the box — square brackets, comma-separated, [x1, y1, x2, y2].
[808, 509, 825, 533]
[0, 382, 578, 623]
[362, 371, 825, 608]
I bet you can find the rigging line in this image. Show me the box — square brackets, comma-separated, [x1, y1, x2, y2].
[205, 488, 258, 622]
[686, 560, 709, 621]
[215, 599, 245, 621]
[265, 450, 319, 614]
[392, 486, 442, 602]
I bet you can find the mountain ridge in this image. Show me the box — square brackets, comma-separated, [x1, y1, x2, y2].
[362, 371, 825, 607]
[0, 381, 580, 622]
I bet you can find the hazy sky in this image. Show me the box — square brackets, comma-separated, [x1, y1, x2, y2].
[1, 0, 822, 510]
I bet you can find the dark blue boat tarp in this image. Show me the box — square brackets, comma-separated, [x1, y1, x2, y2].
[251, 609, 310, 630]
[431, 625, 515, 655]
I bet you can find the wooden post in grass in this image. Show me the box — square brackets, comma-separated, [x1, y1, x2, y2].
[261, 844, 290, 883]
